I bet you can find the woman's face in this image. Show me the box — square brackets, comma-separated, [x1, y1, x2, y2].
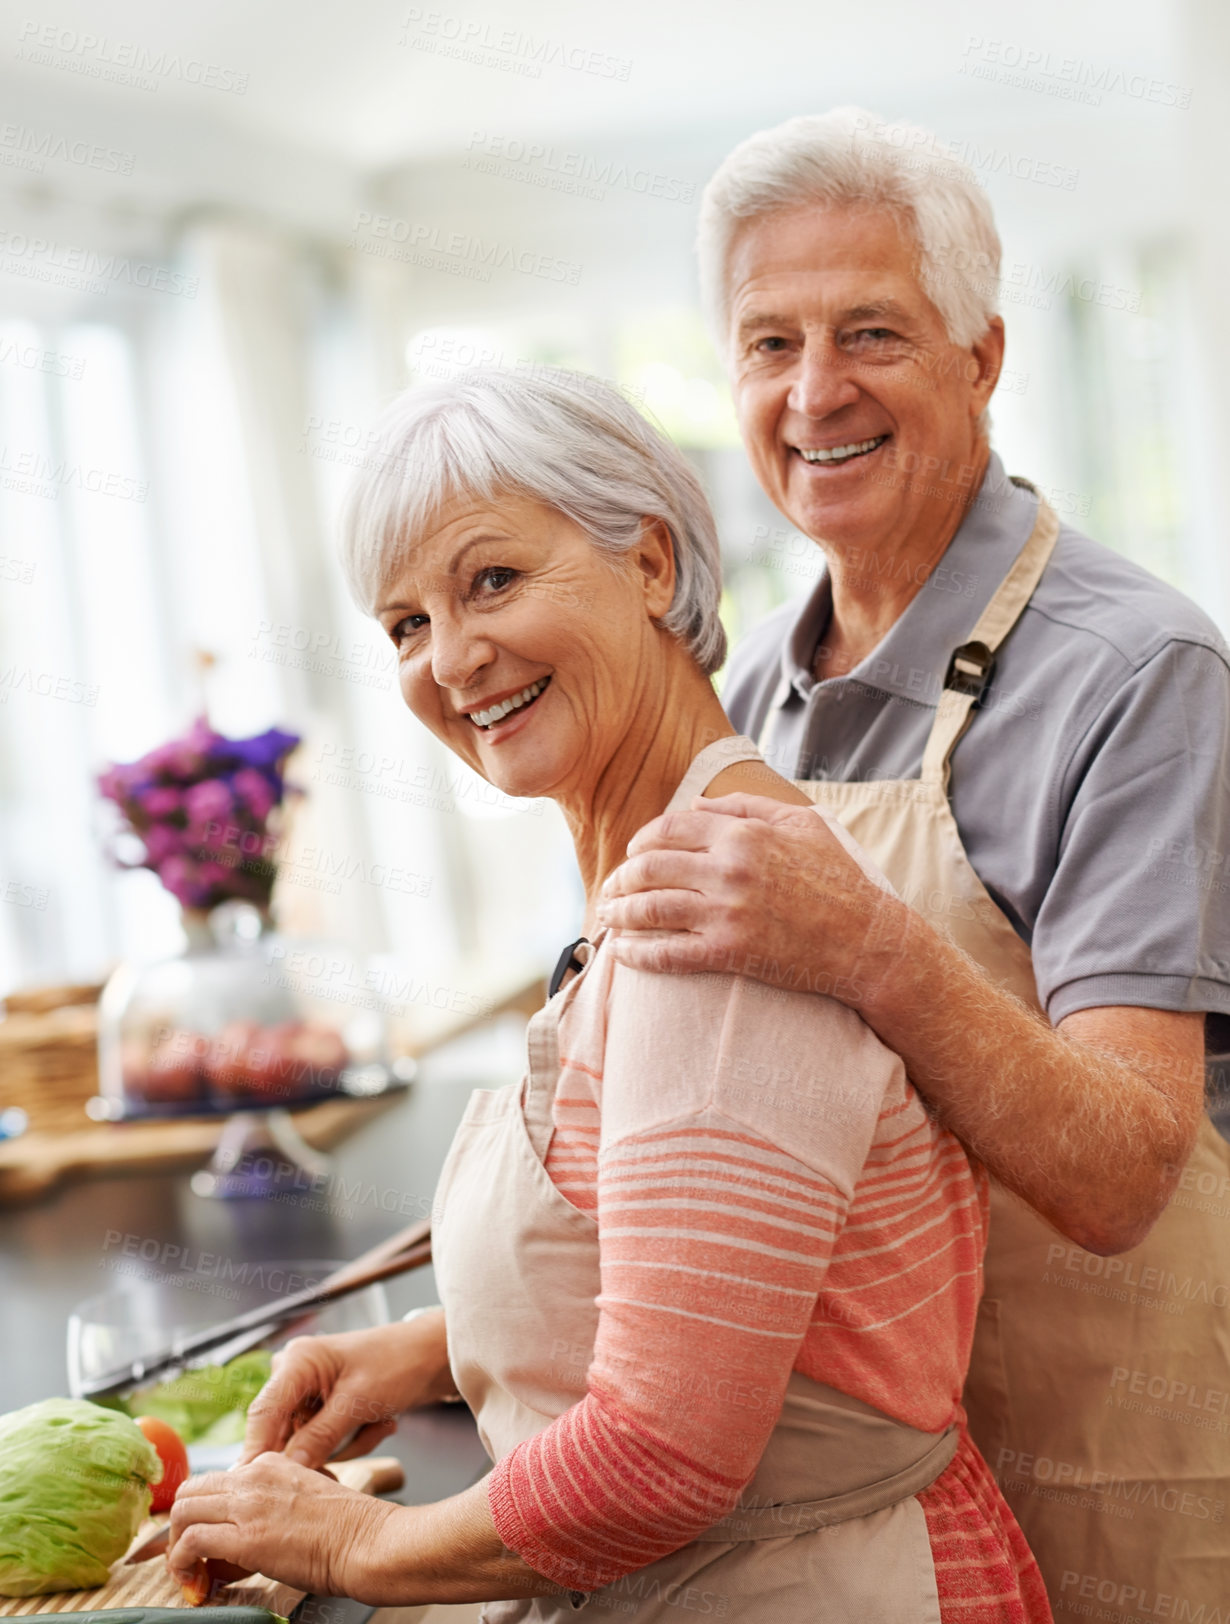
[374, 494, 676, 804]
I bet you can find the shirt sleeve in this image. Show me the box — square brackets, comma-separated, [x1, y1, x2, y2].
[1032, 638, 1230, 1024]
[487, 965, 898, 1592]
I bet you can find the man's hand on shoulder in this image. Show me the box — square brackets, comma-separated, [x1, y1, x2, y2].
[597, 791, 901, 1007]
[598, 792, 1210, 1256]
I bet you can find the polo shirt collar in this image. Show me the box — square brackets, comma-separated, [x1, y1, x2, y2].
[776, 452, 1040, 707]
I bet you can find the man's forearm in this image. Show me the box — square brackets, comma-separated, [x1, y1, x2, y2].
[855, 897, 1204, 1254]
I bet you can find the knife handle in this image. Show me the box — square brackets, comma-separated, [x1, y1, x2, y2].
[336, 1453, 406, 1495]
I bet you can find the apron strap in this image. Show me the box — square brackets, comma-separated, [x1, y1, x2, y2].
[524, 988, 567, 1156]
[755, 486, 1061, 780]
[524, 936, 601, 1155]
[526, 734, 770, 1154]
[920, 491, 1060, 789]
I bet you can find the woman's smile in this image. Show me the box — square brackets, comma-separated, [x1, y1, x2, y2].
[461, 673, 553, 743]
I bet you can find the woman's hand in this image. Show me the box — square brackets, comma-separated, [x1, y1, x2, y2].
[167, 1451, 396, 1600]
[240, 1310, 456, 1468]
[597, 792, 899, 1007]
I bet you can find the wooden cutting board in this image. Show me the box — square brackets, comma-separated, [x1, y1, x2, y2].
[0, 1455, 405, 1615]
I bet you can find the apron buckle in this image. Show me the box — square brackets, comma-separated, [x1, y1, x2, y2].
[548, 936, 590, 1000]
[944, 640, 994, 702]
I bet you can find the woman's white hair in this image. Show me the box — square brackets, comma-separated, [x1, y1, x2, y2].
[339, 368, 727, 676]
[698, 107, 1002, 352]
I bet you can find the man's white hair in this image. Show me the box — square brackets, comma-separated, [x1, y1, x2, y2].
[698, 107, 1002, 352]
[339, 368, 727, 676]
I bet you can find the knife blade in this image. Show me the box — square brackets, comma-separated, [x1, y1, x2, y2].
[125, 1522, 172, 1564]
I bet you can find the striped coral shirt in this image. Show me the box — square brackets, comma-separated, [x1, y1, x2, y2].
[488, 823, 1049, 1620]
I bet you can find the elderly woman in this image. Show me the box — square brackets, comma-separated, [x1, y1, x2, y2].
[168, 369, 1050, 1622]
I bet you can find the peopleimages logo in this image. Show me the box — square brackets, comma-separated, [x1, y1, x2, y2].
[0, 335, 84, 378]
[463, 131, 695, 204]
[0, 121, 135, 175]
[958, 37, 1193, 109]
[350, 211, 582, 286]
[1042, 1240, 1229, 1315]
[998, 1446, 1225, 1522]
[399, 10, 632, 81]
[1109, 1365, 1230, 1424]
[15, 21, 249, 93]
[0, 230, 198, 298]
[0, 444, 147, 501]
[1059, 1569, 1227, 1620]
[0, 665, 98, 706]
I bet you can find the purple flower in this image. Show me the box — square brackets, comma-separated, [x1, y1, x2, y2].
[184, 779, 234, 825]
[230, 728, 300, 774]
[233, 767, 276, 821]
[193, 818, 234, 853]
[145, 739, 202, 780]
[98, 718, 300, 909]
[141, 785, 184, 819]
[142, 824, 182, 864]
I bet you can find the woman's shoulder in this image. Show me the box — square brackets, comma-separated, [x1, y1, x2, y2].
[700, 755, 814, 807]
[580, 939, 903, 1186]
[695, 751, 898, 897]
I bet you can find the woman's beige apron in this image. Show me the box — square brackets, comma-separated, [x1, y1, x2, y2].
[758, 488, 1230, 1612]
[432, 929, 966, 1621]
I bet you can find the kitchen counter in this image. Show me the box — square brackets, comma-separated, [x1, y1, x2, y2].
[0, 1016, 529, 1618]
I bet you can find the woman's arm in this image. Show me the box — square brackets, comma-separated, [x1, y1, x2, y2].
[171, 969, 895, 1601]
[352, 1476, 569, 1605]
[597, 794, 1206, 1255]
[167, 1452, 559, 1605]
[483, 961, 894, 1594]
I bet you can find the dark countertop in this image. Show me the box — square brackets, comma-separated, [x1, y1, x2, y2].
[0, 1017, 528, 1612]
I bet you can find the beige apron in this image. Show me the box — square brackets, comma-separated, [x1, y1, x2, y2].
[432, 933, 968, 1622]
[759, 487, 1230, 1612]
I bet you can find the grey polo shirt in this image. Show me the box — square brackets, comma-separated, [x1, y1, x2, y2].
[722, 453, 1230, 1028]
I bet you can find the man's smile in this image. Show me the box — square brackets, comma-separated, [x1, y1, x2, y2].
[789, 433, 891, 468]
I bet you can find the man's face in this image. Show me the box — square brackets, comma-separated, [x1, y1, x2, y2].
[727, 204, 1001, 548]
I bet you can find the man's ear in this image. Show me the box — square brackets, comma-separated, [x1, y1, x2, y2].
[969, 317, 1006, 414]
[634, 518, 677, 619]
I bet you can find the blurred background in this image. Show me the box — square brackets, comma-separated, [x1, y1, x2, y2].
[1, 0, 1228, 1009]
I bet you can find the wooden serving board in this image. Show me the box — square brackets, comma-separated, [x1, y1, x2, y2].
[0, 1094, 404, 1205]
[0, 1455, 405, 1616]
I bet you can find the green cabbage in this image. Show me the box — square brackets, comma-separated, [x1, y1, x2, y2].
[0, 1397, 161, 1595]
[116, 1349, 273, 1443]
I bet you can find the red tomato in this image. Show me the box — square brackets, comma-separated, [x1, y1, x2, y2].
[135, 1415, 190, 1513]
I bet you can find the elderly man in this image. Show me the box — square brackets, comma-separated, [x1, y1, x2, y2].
[599, 109, 1230, 1608]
